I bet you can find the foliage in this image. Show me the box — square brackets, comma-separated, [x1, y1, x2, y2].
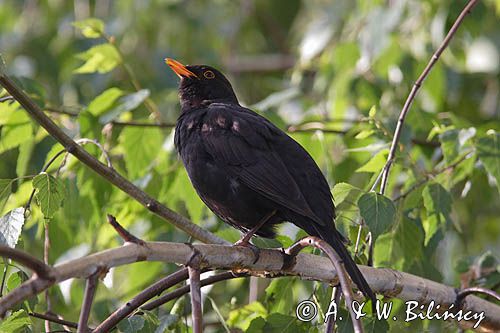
[0, 0, 499, 332]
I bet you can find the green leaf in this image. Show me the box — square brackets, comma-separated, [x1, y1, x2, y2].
[0, 208, 25, 248]
[439, 129, 459, 164]
[368, 105, 377, 118]
[72, 18, 105, 38]
[356, 149, 389, 173]
[262, 313, 309, 332]
[87, 87, 124, 116]
[117, 315, 145, 333]
[167, 168, 205, 222]
[0, 111, 32, 153]
[247, 317, 266, 333]
[358, 192, 396, 241]
[120, 126, 162, 179]
[99, 89, 150, 123]
[477, 131, 500, 193]
[422, 182, 452, 245]
[74, 44, 121, 74]
[394, 216, 424, 265]
[16, 139, 34, 178]
[332, 182, 363, 207]
[0, 310, 31, 332]
[0, 179, 13, 213]
[265, 277, 295, 313]
[155, 314, 179, 333]
[7, 270, 29, 292]
[32, 172, 66, 219]
[227, 301, 267, 331]
[354, 129, 374, 140]
[364, 316, 389, 332]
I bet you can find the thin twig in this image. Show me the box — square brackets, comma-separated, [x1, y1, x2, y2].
[393, 151, 473, 201]
[106, 214, 145, 245]
[102, 34, 160, 119]
[0, 72, 226, 245]
[0, 260, 10, 297]
[142, 271, 246, 311]
[0, 245, 53, 279]
[0, 95, 14, 102]
[29, 312, 78, 329]
[44, 221, 52, 332]
[93, 268, 191, 333]
[325, 285, 341, 333]
[377, 0, 479, 194]
[456, 287, 500, 304]
[286, 237, 364, 333]
[75, 138, 113, 168]
[44, 106, 80, 116]
[110, 120, 176, 128]
[77, 271, 100, 333]
[188, 266, 202, 333]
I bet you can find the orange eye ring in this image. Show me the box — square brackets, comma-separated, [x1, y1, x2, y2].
[203, 70, 215, 79]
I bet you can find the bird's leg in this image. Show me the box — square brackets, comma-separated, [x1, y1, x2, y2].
[234, 210, 277, 246]
[234, 210, 276, 264]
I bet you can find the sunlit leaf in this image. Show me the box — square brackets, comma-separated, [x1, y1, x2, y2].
[332, 182, 363, 207]
[87, 87, 124, 116]
[358, 192, 396, 241]
[74, 43, 121, 74]
[33, 172, 65, 219]
[0, 112, 32, 153]
[355, 129, 375, 140]
[72, 18, 105, 38]
[0, 207, 24, 248]
[356, 149, 388, 173]
[0, 310, 31, 332]
[120, 125, 162, 179]
[228, 301, 267, 331]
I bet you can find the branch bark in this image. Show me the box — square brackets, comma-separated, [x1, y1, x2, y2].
[1, 243, 499, 331]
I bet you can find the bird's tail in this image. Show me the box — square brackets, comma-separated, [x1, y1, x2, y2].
[317, 227, 376, 309]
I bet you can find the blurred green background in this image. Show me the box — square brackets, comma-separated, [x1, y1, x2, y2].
[0, 0, 499, 332]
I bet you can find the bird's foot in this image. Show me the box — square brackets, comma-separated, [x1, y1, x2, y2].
[233, 239, 261, 264]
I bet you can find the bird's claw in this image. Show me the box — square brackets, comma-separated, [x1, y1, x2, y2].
[233, 240, 261, 264]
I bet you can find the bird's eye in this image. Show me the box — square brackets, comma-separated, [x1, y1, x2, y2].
[203, 70, 215, 79]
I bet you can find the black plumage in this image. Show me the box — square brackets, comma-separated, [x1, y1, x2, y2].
[167, 59, 375, 304]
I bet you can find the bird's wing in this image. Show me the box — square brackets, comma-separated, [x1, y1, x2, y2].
[201, 104, 325, 225]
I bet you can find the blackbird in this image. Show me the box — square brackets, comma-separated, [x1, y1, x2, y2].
[166, 58, 375, 303]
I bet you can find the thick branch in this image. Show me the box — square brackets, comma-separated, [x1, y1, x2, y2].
[1, 243, 498, 331]
[0, 72, 226, 246]
[377, 0, 479, 194]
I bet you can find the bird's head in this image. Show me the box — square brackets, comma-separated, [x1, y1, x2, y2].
[166, 58, 238, 110]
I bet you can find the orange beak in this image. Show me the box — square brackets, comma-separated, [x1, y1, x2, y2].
[165, 58, 198, 79]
